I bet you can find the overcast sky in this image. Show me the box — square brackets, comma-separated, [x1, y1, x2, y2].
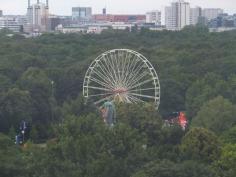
[0, 0, 235, 15]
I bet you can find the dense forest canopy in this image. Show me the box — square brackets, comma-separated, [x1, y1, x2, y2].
[0, 26, 236, 177]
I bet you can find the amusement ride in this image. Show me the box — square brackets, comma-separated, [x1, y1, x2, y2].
[83, 49, 161, 125]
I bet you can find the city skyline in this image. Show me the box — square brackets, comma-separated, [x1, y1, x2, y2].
[0, 0, 235, 15]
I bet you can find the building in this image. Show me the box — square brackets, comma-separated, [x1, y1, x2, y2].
[209, 27, 236, 32]
[113, 15, 145, 23]
[146, 10, 161, 25]
[165, 0, 190, 30]
[56, 24, 109, 34]
[111, 23, 134, 31]
[165, 6, 173, 29]
[190, 7, 201, 25]
[26, 0, 49, 33]
[16, 15, 28, 26]
[72, 7, 92, 23]
[202, 8, 223, 21]
[209, 13, 236, 28]
[0, 10, 3, 17]
[0, 16, 22, 32]
[47, 15, 74, 31]
[93, 14, 145, 23]
[48, 16, 61, 31]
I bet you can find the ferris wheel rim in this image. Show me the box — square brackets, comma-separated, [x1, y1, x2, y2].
[83, 49, 160, 109]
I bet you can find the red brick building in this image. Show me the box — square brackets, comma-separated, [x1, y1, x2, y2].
[93, 14, 146, 23]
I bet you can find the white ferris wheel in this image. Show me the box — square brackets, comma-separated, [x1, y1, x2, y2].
[83, 49, 160, 109]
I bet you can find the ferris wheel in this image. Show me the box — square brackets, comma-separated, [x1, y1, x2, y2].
[83, 49, 160, 109]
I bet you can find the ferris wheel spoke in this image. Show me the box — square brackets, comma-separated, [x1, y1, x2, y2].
[128, 62, 146, 81]
[97, 63, 116, 86]
[127, 94, 145, 103]
[90, 77, 115, 90]
[125, 95, 137, 103]
[118, 51, 127, 85]
[120, 51, 129, 83]
[94, 95, 114, 105]
[106, 53, 118, 78]
[124, 59, 143, 86]
[97, 61, 117, 86]
[129, 56, 142, 74]
[128, 79, 154, 90]
[111, 53, 122, 85]
[111, 52, 120, 85]
[121, 53, 131, 86]
[125, 60, 146, 84]
[92, 68, 116, 88]
[104, 55, 119, 86]
[84, 86, 112, 92]
[129, 92, 158, 99]
[123, 56, 139, 87]
[115, 51, 123, 85]
[89, 92, 113, 98]
[128, 87, 156, 92]
[126, 67, 148, 88]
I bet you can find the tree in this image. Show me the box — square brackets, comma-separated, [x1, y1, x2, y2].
[29, 114, 148, 177]
[191, 96, 236, 134]
[0, 74, 12, 93]
[215, 143, 236, 177]
[221, 126, 236, 144]
[0, 88, 32, 133]
[180, 127, 220, 163]
[116, 103, 163, 146]
[132, 160, 216, 177]
[0, 133, 27, 177]
[185, 73, 229, 119]
[18, 67, 53, 139]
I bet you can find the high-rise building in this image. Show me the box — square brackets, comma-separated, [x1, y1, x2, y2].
[202, 8, 223, 21]
[72, 7, 92, 23]
[146, 10, 161, 25]
[26, 0, 49, 32]
[165, 0, 190, 30]
[0, 10, 3, 17]
[190, 7, 201, 25]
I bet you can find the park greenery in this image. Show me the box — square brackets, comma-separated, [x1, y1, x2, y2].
[0, 26, 236, 176]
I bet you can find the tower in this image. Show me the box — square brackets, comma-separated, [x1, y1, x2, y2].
[103, 8, 106, 15]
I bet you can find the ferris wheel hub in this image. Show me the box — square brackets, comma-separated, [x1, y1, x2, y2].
[113, 88, 128, 94]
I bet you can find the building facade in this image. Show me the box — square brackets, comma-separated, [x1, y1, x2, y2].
[165, 0, 190, 30]
[146, 10, 161, 25]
